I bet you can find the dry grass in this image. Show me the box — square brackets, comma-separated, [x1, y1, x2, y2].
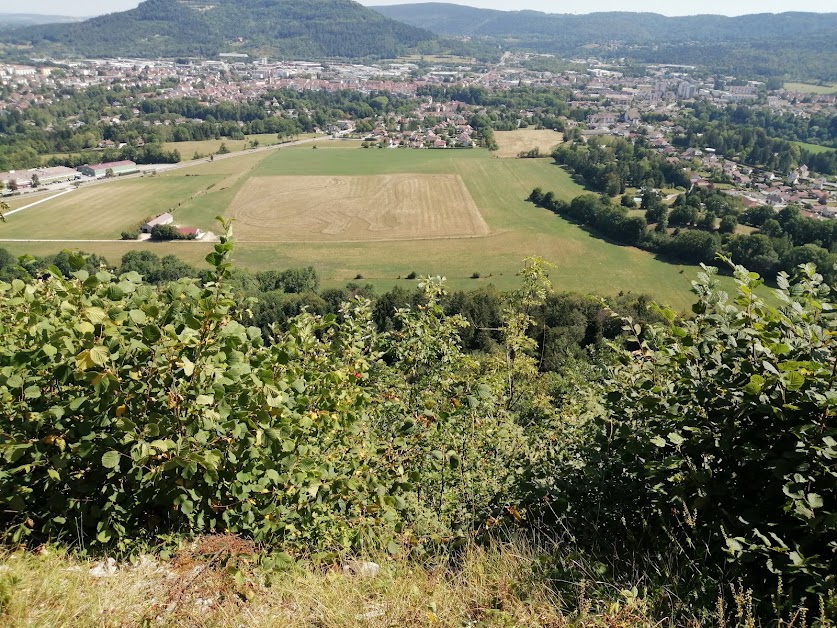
[0, 176, 223, 240]
[494, 130, 565, 159]
[0, 539, 664, 627]
[229, 174, 490, 242]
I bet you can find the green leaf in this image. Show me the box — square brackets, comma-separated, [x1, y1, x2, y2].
[85, 307, 107, 325]
[42, 344, 58, 357]
[784, 371, 805, 392]
[807, 493, 824, 509]
[76, 321, 95, 335]
[90, 346, 110, 366]
[183, 357, 195, 377]
[23, 385, 41, 399]
[101, 451, 121, 470]
[744, 374, 765, 396]
[129, 309, 147, 324]
[667, 432, 685, 446]
[650, 435, 667, 448]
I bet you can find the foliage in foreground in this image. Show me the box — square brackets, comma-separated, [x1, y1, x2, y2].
[0, 223, 526, 557]
[600, 263, 836, 601]
[0, 223, 835, 621]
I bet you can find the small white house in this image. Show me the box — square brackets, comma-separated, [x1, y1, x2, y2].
[141, 213, 174, 234]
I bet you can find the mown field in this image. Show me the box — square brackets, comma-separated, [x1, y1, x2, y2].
[494, 129, 564, 158]
[792, 141, 836, 155]
[230, 174, 489, 242]
[40, 134, 317, 164]
[0, 143, 739, 310]
[0, 176, 223, 240]
[784, 81, 837, 95]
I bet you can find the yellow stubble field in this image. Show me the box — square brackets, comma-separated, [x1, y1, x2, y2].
[228, 174, 491, 242]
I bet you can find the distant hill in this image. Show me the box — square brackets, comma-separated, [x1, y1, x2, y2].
[372, 4, 837, 46]
[0, 0, 435, 59]
[0, 13, 84, 31]
[373, 4, 837, 80]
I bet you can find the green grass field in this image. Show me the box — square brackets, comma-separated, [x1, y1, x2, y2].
[41, 134, 318, 165]
[784, 82, 837, 95]
[161, 133, 318, 158]
[792, 141, 836, 155]
[1, 144, 742, 310]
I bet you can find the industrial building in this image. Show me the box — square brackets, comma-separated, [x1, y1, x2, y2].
[0, 166, 80, 190]
[77, 160, 139, 178]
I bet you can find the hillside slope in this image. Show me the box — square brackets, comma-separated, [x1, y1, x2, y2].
[372, 3, 837, 44]
[0, 0, 434, 59]
[373, 4, 837, 79]
[0, 14, 84, 31]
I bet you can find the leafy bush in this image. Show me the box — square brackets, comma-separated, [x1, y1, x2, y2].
[0, 227, 404, 552]
[0, 225, 526, 557]
[592, 262, 837, 604]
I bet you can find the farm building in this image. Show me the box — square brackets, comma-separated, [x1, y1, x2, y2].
[77, 160, 139, 178]
[141, 213, 174, 234]
[177, 227, 203, 239]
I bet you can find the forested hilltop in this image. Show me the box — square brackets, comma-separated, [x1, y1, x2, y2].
[375, 4, 837, 81]
[0, 223, 834, 624]
[0, 0, 435, 59]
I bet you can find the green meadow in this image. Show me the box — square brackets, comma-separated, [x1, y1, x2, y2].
[0, 144, 741, 310]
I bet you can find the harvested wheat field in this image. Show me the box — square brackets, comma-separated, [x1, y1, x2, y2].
[229, 174, 490, 242]
[494, 129, 564, 158]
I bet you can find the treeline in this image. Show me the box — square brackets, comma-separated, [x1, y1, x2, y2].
[0, 247, 655, 374]
[676, 109, 837, 175]
[0, 87, 420, 171]
[688, 102, 837, 149]
[44, 144, 182, 169]
[552, 137, 691, 196]
[529, 186, 837, 283]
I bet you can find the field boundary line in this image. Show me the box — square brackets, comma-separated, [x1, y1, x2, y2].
[4, 189, 74, 217]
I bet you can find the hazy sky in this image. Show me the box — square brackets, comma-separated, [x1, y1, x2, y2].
[6, 0, 836, 18]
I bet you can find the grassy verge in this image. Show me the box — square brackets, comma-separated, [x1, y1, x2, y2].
[0, 538, 667, 627]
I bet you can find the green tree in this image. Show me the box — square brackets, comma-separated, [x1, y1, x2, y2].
[718, 214, 738, 234]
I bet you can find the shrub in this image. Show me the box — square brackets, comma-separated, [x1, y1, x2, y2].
[406, 271, 418, 280]
[0, 229, 405, 552]
[0, 227, 523, 556]
[593, 263, 837, 604]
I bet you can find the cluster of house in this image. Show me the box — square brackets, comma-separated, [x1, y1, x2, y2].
[321, 97, 481, 149]
[0, 160, 139, 192]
